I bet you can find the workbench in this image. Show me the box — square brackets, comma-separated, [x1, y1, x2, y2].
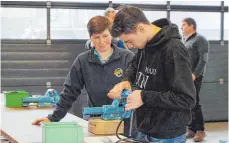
[0, 94, 124, 143]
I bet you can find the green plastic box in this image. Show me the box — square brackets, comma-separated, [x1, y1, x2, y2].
[41, 122, 84, 143]
[3, 90, 29, 107]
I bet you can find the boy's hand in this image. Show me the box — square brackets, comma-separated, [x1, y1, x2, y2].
[32, 118, 50, 125]
[125, 90, 143, 111]
[108, 81, 131, 99]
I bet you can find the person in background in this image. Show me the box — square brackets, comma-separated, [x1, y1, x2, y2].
[104, 7, 126, 49]
[181, 17, 209, 142]
[86, 7, 126, 50]
[108, 5, 196, 143]
[32, 16, 134, 136]
[104, 7, 117, 23]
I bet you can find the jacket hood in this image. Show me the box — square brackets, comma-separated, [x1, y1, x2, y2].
[146, 18, 181, 49]
[85, 39, 93, 49]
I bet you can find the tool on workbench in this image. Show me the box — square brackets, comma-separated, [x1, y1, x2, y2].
[83, 90, 132, 120]
[83, 90, 131, 135]
[22, 89, 60, 107]
[83, 89, 141, 142]
[82, 90, 133, 136]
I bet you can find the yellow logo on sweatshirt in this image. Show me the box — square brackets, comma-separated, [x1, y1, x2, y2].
[114, 68, 123, 77]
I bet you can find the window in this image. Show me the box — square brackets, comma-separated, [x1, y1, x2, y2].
[143, 11, 166, 22]
[51, 9, 104, 39]
[1, 8, 47, 39]
[50, 9, 167, 39]
[170, 1, 220, 6]
[170, 12, 220, 40]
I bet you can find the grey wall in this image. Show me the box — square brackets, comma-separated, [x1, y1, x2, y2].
[1, 42, 88, 117]
[199, 43, 228, 121]
[1, 41, 228, 121]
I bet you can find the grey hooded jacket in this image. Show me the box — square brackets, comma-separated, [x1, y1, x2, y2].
[47, 43, 134, 122]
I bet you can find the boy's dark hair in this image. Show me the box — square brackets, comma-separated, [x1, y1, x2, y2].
[111, 5, 150, 37]
[183, 17, 197, 30]
[87, 16, 111, 37]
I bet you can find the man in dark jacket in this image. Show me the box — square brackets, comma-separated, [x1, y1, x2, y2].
[32, 16, 134, 135]
[108, 6, 196, 142]
[181, 17, 209, 142]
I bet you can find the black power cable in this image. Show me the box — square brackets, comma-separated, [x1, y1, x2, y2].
[115, 115, 124, 140]
[115, 112, 144, 143]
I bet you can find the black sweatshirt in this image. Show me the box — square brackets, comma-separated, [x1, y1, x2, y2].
[123, 18, 196, 138]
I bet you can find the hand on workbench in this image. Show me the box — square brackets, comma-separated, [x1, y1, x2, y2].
[32, 118, 51, 125]
[107, 81, 131, 99]
[125, 90, 143, 111]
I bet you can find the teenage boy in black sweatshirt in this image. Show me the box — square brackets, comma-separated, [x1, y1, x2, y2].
[108, 6, 196, 142]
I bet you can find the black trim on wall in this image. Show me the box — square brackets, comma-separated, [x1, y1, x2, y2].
[170, 5, 228, 12]
[210, 40, 228, 45]
[1, 39, 87, 44]
[1, 1, 47, 8]
[112, 4, 167, 11]
[51, 40, 87, 44]
[1, 39, 47, 44]
[1, 1, 110, 9]
[50, 2, 110, 9]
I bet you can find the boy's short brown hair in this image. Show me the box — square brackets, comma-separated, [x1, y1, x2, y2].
[111, 5, 150, 37]
[87, 16, 112, 37]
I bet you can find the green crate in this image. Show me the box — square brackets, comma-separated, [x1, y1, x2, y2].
[41, 122, 84, 143]
[3, 90, 29, 107]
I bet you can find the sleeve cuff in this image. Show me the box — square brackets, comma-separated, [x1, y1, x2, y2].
[193, 72, 200, 77]
[47, 114, 59, 122]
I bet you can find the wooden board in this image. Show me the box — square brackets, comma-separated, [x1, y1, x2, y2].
[88, 119, 124, 135]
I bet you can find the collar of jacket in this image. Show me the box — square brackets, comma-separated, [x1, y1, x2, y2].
[93, 48, 113, 62]
[88, 43, 121, 65]
[185, 32, 197, 42]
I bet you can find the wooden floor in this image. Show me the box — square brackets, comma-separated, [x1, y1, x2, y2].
[187, 122, 228, 143]
[0, 122, 228, 143]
